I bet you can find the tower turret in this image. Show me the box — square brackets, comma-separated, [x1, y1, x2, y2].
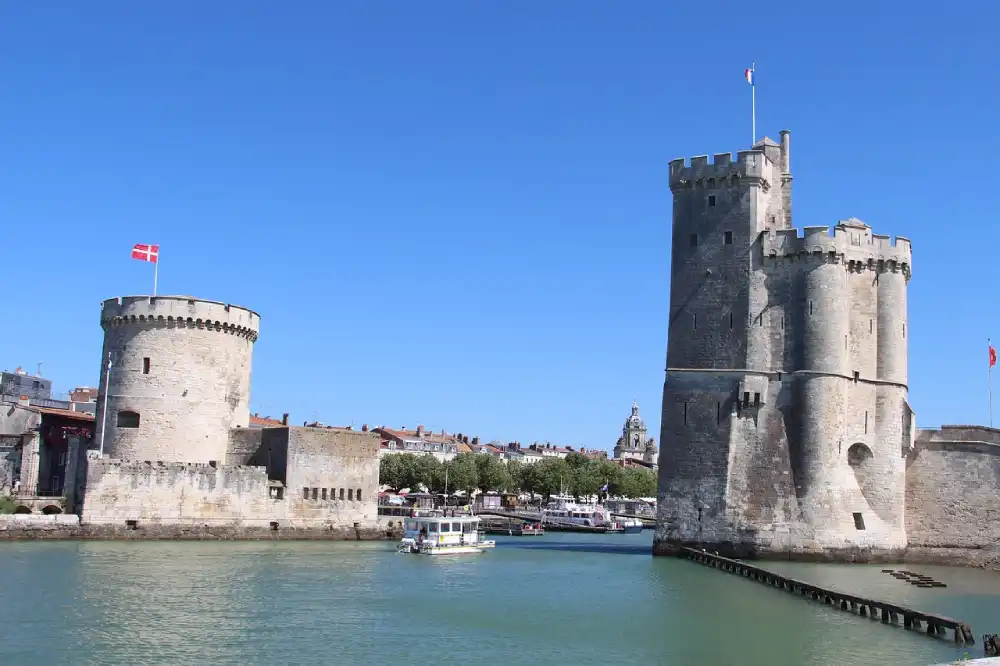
[94, 295, 260, 463]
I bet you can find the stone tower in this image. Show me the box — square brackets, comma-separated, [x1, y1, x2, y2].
[94, 296, 260, 463]
[654, 131, 914, 560]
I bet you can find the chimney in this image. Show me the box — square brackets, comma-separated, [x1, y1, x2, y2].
[416, 425, 424, 436]
[282, 413, 289, 426]
[362, 424, 369, 432]
[254, 412, 259, 418]
[463, 436, 469, 444]
[472, 436, 479, 446]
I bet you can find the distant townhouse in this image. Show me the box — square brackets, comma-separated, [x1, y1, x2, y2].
[375, 425, 462, 462]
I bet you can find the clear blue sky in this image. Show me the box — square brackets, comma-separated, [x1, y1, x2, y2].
[1, 2, 996, 449]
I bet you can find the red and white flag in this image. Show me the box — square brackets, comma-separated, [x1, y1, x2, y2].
[131, 244, 159, 264]
[990, 340, 996, 369]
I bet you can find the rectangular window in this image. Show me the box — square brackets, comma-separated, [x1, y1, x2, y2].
[870, 319, 873, 334]
[348, 489, 354, 501]
[809, 301, 813, 315]
[903, 324, 906, 338]
[845, 335, 848, 350]
[708, 195, 716, 207]
[340, 488, 345, 500]
[693, 313, 697, 330]
[690, 234, 698, 247]
[780, 316, 784, 330]
[753, 392, 760, 407]
[724, 231, 732, 245]
[322, 488, 328, 500]
[303, 487, 309, 500]
[729, 312, 733, 329]
[864, 411, 868, 434]
[357, 489, 362, 502]
[683, 402, 688, 425]
[777, 372, 782, 381]
[441, 523, 451, 533]
[717, 402, 721, 423]
[854, 371, 859, 382]
[142, 357, 150, 374]
[743, 392, 750, 408]
[853, 512, 866, 530]
[312, 488, 318, 500]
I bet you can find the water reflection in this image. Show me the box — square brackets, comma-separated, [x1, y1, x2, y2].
[0, 536, 993, 665]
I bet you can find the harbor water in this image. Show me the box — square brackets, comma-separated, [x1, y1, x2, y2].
[1, 531, 997, 665]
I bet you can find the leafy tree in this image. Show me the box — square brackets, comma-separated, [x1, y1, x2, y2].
[401, 454, 440, 492]
[429, 453, 478, 497]
[532, 458, 571, 500]
[616, 466, 658, 498]
[379, 453, 408, 492]
[504, 459, 524, 494]
[475, 454, 510, 494]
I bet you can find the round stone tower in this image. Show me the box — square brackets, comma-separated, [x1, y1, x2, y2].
[94, 296, 260, 463]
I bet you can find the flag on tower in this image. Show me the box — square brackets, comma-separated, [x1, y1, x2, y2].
[990, 341, 996, 368]
[744, 67, 754, 86]
[131, 244, 159, 263]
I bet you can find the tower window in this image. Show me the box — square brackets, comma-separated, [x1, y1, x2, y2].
[142, 357, 150, 374]
[312, 488, 318, 500]
[693, 313, 697, 330]
[854, 371, 860, 382]
[717, 402, 721, 423]
[302, 487, 309, 500]
[864, 411, 868, 434]
[356, 489, 362, 502]
[780, 316, 784, 330]
[853, 512, 866, 530]
[348, 488, 354, 501]
[724, 231, 733, 245]
[322, 488, 328, 500]
[683, 402, 688, 425]
[809, 301, 813, 315]
[753, 392, 760, 407]
[729, 312, 733, 329]
[903, 324, 906, 338]
[708, 195, 716, 207]
[690, 234, 698, 247]
[743, 392, 750, 408]
[116, 410, 140, 428]
[340, 488, 345, 500]
[870, 319, 873, 334]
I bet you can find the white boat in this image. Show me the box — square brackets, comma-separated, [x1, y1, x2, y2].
[397, 511, 497, 555]
[541, 494, 611, 528]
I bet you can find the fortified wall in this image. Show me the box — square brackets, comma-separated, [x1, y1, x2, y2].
[656, 131, 916, 560]
[80, 426, 381, 531]
[904, 426, 1000, 567]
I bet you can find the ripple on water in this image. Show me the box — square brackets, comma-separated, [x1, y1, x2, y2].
[0, 535, 995, 666]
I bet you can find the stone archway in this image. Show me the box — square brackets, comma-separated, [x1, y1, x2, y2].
[847, 443, 876, 506]
[13, 506, 32, 514]
[41, 505, 62, 515]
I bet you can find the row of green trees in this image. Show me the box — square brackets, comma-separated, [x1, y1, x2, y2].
[379, 451, 657, 500]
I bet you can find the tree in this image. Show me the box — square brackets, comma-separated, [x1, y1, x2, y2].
[400, 454, 440, 492]
[429, 453, 478, 497]
[504, 459, 524, 494]
[532, 458, 571, 500]
[616, 466, 658, 498]
[476, 454, 510, 494]
[379, 453, 408, 492]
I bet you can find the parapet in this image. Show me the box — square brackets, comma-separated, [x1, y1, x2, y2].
[101, 295, 260, 341]
[761, 218, 912, 275]
[668, 149, 773, 192]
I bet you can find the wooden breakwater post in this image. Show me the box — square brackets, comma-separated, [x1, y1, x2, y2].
[680, 548, 974, 647]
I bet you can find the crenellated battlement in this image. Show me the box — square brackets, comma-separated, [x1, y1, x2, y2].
[89, 456, 268, 474]
[669, 149, 773, 192]
[762, 218, 912, 276]
[101, 296, 260, 342]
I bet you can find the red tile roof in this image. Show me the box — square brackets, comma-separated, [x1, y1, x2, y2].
[250, 414, 286, 427]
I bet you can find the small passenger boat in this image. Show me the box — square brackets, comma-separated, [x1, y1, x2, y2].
[397, 511, 497, 555]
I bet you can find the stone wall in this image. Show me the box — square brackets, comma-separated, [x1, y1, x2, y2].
[80, 427, 382, 530]
[226, 427, 263, 465]
[905, 426, 1000, 555]
[94, 296, 259, 464]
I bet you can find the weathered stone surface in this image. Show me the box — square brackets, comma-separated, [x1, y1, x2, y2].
[656, 133, 913, 558]
[94, 296, 260, 464]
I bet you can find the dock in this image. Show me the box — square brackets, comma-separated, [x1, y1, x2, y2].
[680, 548, 974, 647]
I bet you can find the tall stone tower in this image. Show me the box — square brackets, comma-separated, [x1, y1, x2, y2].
[654, 131, 914, 560]
[94, 296, 260, 463]
[614, 401, 657, 464]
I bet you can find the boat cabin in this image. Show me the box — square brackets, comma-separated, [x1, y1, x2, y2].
[403, 513, 483, 546]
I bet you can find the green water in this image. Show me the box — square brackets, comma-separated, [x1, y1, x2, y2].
[0, 532, 996, 665]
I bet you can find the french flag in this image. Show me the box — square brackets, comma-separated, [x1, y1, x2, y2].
[744, 67, 754, 86]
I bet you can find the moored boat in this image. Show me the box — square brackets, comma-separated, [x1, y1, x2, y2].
[397, 511, 496, 555]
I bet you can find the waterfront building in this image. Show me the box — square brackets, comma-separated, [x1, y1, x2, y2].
[375, 426, 462, 461]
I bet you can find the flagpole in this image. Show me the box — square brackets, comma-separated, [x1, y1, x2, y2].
[990, 338, 994, 428]
[751, 61, 756, 146]
[153, 255, 158, 297]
